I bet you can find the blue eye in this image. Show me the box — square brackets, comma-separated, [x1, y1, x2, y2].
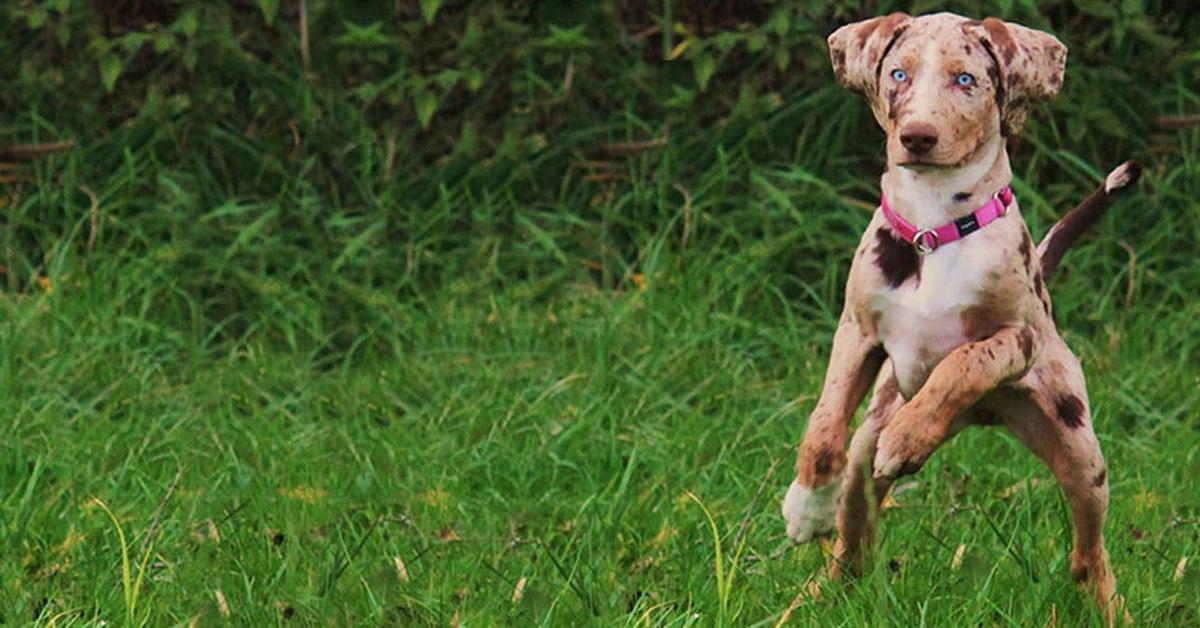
[891, 69, 907, 82]
[956, 72, 975, 86]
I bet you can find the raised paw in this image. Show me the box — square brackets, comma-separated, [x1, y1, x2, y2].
[872, 411, 944, 480]
[782, 478, 841, 544]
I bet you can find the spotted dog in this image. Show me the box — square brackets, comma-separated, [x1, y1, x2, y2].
[780, 12, 1138, 623]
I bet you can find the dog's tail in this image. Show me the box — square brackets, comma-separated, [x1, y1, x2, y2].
[1036, 160, 1141, 280]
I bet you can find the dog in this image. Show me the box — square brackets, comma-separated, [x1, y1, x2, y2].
[780, 12, 1139, 623]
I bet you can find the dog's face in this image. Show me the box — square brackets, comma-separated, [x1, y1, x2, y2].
[828, 12, 1067, 168]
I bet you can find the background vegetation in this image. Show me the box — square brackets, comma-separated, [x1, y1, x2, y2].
[1, 0, 1196, 624]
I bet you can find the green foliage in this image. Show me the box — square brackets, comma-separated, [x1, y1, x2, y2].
[0, 0, 1192, 356]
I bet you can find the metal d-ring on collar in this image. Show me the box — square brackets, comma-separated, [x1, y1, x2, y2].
[911, 229, 939, 255]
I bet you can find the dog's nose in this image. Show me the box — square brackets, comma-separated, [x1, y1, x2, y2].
[900, 123, 939, 154]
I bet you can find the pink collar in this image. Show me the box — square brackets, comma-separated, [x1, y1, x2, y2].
[880, 186, 1014, 254]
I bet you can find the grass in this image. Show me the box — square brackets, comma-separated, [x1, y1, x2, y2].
[2, 5, 1199, 625]
[3, 145, 1198, 624]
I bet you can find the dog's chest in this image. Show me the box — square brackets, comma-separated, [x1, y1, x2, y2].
[871, 244, 991, 396]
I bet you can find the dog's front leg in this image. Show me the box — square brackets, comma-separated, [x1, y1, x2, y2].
[873, 325, 1040, 479]
[784, 314, 884, 543]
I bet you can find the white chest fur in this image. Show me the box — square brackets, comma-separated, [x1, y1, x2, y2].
[872, 239, 998, 397]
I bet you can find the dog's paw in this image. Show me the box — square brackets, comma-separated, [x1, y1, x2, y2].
[782, 479, 841, 543]
[872, 417, 941, 480]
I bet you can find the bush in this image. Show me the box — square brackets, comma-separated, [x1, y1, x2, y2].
[0, 1, 1195, 355]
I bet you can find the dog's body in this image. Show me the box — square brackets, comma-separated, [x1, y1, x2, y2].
[781, 12, 1137, 622]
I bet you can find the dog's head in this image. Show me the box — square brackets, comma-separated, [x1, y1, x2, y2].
[828, 12, 1066, 169]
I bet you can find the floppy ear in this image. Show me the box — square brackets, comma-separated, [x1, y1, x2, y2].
[828, 12, 912, 103]
[967, 17, 1067, 135]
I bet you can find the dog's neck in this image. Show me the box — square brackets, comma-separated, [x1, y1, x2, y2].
[880, 136, 1011, 229]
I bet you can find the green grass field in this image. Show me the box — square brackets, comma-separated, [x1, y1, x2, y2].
[1, 2, 1198, 626]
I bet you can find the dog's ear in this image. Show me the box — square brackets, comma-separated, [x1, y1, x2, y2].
[828, 13, 912, 101]
[967, 18, 1067, 135]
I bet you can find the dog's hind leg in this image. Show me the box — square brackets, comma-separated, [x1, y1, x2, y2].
[827, 360, 904, 578]
[1000, 345, 1130, 625]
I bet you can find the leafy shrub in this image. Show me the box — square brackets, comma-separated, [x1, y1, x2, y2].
[0, 1, 1194, 354]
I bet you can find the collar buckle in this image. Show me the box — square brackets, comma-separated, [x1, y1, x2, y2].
[912, 229, 939, 255]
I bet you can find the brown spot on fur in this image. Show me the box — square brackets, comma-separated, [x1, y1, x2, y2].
[953, 191, 971, 202]
[1019, 231, 1032, 270]
[814, 448, 836, 475]
[982, 18, 1017, 65]
[873, 227, 920, 288]
[1055, 394, 1085, 428]
[974, 33, 1008, 132]
[1033, 270, 1045, 296]
[960, 304, 1003, 341]
[887, 88, 899, 120]
[985, 53, 1005, 101]
[1071, 563, 1089, 583]
[796, 439, 841, 485]
[1092, 469, 1107, 487]
[1017, 327, 1036, 360]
